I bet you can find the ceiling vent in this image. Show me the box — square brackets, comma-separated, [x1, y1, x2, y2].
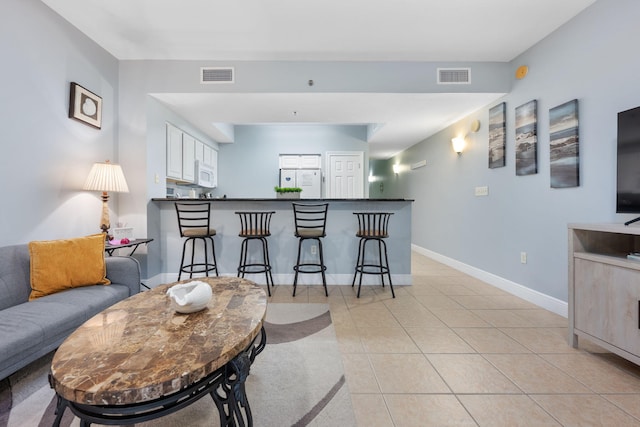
[437, 68, 471, 84]
[200, 67, 234, 84]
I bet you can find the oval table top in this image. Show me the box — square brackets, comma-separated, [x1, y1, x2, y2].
[50, 277, 267, 405]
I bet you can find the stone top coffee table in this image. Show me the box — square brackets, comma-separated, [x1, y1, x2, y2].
[49, 277, 267, 427]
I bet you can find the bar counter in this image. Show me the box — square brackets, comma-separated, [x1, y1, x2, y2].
[146, 198, 413, 288]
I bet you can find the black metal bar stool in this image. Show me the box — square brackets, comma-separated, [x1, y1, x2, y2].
[292, 203, 329, 297]
[236, 211, 275, 296]
[175, 202, 219, 281]
[352, 212, 395, 298]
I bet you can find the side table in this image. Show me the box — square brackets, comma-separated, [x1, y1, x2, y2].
[105, 238, 153, 290]
[105, 238, 153, 256]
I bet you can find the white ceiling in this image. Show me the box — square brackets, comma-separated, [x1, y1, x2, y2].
[41, 0, 596, 158]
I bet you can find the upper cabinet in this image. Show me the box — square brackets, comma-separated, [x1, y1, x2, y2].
[182, 133, 196, 182]
[166, 123, 216, 184]
[279, 154, 321, 169]
[166, 124, 184, 180]
[195, 140, 216, 167]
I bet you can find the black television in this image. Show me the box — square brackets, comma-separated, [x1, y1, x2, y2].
[617, 105, 640, 225]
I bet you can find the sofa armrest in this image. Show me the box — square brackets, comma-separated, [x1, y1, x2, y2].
[105, 256, 141, 296]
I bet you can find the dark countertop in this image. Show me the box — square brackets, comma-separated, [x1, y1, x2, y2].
[151, 197, 414, 202]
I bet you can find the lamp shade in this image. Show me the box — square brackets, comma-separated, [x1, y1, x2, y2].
[83, 161, 129, 193]
[451, 137, 466, 154]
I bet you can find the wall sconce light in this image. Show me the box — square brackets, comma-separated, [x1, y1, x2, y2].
[392, 164, 401, 174]
[451, 137, 466, 155]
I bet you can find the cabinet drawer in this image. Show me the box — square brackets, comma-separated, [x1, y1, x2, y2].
[574, 258, 640, 355]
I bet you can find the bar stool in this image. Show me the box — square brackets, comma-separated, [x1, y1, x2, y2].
[292, 203, 329, 297]
[352, 212, 395, 298]
[175, 202, 218, 281]
[236, 211, 275, 296]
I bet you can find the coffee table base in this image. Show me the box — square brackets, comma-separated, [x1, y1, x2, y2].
[50, 326, 266, 427]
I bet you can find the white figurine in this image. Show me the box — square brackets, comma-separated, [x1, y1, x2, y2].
[166, 281, 213, 313]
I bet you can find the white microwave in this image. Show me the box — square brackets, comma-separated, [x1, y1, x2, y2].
[195, 160, 217, 188]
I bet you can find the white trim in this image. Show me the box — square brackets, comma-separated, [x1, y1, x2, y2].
[411, 244, 568, 317]
[144, 272, 412, 288]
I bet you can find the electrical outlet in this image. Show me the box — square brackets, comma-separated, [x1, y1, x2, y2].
[520, 252, 527, 264]
[154, 174, 160, 184]
[311, 245, 317, 255]
[475, 186, 489, 196]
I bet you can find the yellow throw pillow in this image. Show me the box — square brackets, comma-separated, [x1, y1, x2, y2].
[29, 234, 110, 300]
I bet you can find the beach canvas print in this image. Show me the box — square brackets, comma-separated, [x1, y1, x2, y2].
[515, 100, 538, 176]
[489, 102, 506, 168]
[549, 99, 579, 188]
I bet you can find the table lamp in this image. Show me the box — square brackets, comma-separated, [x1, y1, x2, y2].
[83, 160, 129, 239]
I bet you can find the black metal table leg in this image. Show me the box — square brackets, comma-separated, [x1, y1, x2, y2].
[50, 326, 267, 427]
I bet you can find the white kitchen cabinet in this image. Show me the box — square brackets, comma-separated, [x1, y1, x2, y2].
[181, 133, 196, 182]
[300, 155, 321, 169]
[195, 140, 215, 166]
[279, 155, 300, 169]
[195, 140, 205, 164]
[203, 144, 215, 167]
[569, 223, 640, 365]
[279, 154, 321, 169]
[167, 123, 216, 184]
[166, 124, 183, 180]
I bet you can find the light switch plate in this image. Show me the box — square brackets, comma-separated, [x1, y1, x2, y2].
[475, 186, 489, 196]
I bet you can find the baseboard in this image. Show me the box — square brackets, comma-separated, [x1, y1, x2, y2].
[144, 273, 412, 288]
[411, 244, 568, 318]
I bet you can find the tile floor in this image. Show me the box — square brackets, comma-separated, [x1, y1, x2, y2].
[266, 251, 640, 426]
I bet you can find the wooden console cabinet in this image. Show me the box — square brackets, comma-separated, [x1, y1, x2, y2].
[569, 223, 640, 365]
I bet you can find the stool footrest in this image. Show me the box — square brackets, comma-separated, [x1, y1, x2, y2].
[238, 264, 272, 275]
[181, 263, 218, 274]
[293, 263, 327, 274]
[354, 264, 390, 275]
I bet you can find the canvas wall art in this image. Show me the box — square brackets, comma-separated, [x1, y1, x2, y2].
[549, 99, 580, 188]
[515, 100, 538, 176]
[488, 102, 506, 169]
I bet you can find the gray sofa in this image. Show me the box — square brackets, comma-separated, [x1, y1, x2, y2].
[0, 244, 141, 380]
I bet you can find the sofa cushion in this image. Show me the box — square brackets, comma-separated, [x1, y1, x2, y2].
[28, 234, 110, 300]
[0, 284, 131, 372]
[0, 245, 31, 310]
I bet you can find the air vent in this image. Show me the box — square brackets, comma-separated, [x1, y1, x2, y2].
[200, 67, 234, 84]
[437, 68, 471, 84]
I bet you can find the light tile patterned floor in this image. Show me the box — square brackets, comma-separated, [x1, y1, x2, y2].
[265, 251, 640, 426]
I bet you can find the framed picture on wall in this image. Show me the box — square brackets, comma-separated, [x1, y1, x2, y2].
[549, 99, 579, 188]
[515, 100, 538, 176]
[488, 102, 506, 169]
[68, 82, 102, 129]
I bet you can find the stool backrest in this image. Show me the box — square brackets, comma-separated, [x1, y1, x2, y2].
[175, 203, 211, 237]
[292, 203, 329, 237]
[353, 212, 393, 238]
[236, 211, 275, 237]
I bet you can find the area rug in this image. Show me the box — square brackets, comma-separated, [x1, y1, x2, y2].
[0, 303, 356, 427]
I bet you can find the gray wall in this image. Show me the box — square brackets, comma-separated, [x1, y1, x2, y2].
[0, 0, 119, 244]
[4, 0, 636, 305]
[117, 59, 510, 238]
[386, 0, 640, 302]
[217, 124, 369, 198]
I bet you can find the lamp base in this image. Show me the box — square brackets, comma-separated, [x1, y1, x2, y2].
[100, 192, 112, 240]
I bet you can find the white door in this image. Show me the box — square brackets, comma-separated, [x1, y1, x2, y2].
[326, 152, 364, 198]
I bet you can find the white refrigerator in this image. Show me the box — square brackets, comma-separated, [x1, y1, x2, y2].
[279, 169, 322, 199]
